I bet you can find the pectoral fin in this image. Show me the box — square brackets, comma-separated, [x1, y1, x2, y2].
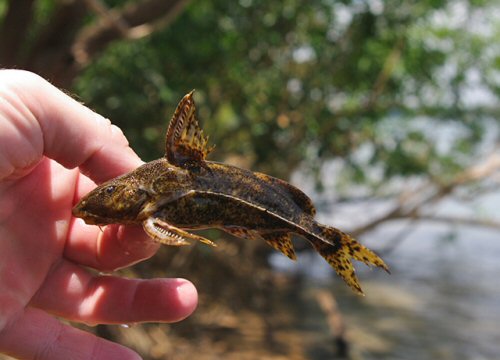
[143, 217, 216, 247]
[165, 91, 215, 168]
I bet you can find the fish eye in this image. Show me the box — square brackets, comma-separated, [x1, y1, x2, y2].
[105, 185, 116, 195]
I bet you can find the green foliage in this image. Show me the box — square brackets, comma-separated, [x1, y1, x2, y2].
[75, 0, 500, 188]
[0, 1, 6, 19]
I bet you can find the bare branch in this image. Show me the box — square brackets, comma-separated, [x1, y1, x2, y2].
[73, 0, 191, 66]
[352, 149, 500, 237]
[313, 289, 349, 357]
[453, 151, 500, 185]
[403, 214, 500, 230]
[83, 0, 130, 36]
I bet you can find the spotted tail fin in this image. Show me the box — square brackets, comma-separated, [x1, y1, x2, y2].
[306, 224, 389, 295]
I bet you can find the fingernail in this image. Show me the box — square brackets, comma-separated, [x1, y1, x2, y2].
[177, 280, 198, 315]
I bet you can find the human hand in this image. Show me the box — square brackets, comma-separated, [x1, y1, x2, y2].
[0, 70, 198, 360]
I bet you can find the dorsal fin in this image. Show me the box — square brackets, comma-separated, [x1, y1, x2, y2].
[165, 91, 214, 168]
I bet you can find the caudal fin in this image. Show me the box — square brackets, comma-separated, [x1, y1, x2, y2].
[307, 224, 389, 295]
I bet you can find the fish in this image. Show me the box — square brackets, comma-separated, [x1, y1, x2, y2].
[72, 91, 389, 294]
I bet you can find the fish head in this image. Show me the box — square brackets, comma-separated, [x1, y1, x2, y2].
[72, 174, 152, 225]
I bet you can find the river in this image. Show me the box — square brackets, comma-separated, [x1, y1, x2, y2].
[269, 196, 500, 359]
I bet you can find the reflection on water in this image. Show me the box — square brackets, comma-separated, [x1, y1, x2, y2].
[270, 221, 500, 359]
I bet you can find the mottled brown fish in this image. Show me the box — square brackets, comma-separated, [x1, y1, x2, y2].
[73, 91, 389, 294]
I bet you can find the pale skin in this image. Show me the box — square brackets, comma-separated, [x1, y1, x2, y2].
[0, 70, 198, 360]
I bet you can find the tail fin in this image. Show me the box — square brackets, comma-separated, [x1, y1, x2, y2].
[306, 224, 389, 295]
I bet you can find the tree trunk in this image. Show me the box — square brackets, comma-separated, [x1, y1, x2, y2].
[0, 0, 190, 88]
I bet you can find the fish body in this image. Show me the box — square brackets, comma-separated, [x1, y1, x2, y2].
[73, 92, 388, 294]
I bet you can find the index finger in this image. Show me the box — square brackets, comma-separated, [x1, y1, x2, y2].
[0, 69, 141, 183]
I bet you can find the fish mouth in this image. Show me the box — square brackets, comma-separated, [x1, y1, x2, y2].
[72, 204, 85, 218]
[72, 210, 104, 225]
[72, 204, 138, 226]
[73, 212, 118, 226]
[72, 203, 108, 225]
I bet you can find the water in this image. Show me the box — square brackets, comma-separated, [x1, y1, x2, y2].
[353, 221, 500, 359]
[270, 217, 500, 359]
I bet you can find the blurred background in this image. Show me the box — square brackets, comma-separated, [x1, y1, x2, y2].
[1, 0, 500, 359]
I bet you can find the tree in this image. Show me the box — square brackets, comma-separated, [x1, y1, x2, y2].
[2, 0, 500, 358]
[0, 0, 190, 87]
[74, 0, 500, 227]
